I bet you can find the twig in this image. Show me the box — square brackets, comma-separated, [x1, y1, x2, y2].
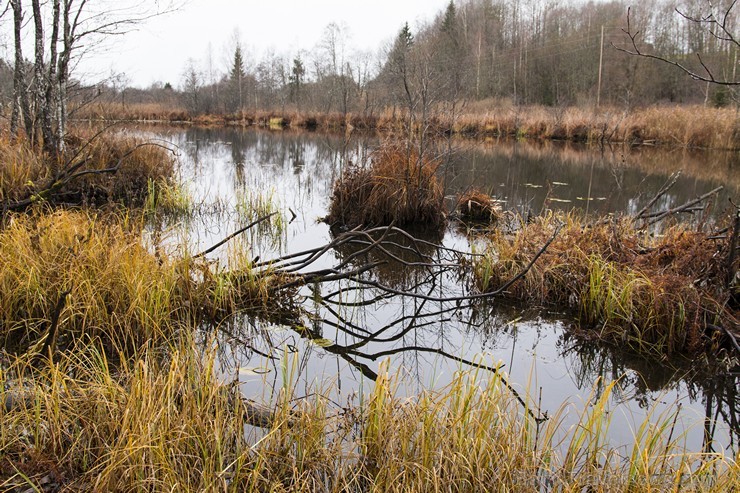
[645, 187, 723, 226]
[338, 223, 562, 303]
[193, 212, 277, 259]
[617, 7, 740, 86]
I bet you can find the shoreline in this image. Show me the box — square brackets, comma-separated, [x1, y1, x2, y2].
[75, 103, 740, 150]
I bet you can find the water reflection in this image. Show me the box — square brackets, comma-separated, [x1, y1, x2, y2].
[447, 139, 738, 219]
[145, 126, 737, 454]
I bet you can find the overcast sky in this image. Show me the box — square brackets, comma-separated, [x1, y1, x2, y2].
[75, 0, 452, 88]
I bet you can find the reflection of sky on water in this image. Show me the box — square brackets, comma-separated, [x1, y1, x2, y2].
[146, 126, 737, 456]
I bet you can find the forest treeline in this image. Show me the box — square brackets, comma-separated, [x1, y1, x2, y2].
[83, 0, 739, 116]
[1, 0, 735, 120]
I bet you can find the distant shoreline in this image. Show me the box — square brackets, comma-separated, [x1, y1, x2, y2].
[76, 103, 740, 150]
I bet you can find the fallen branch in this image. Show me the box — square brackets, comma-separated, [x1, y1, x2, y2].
[643, 187, 723, 226]
[634, 171, 681, 220]
[193, 212, 277, 259]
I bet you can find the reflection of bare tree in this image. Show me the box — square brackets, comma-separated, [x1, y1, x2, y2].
[561, 334, 739, 451]
[328, 224, 444, 289]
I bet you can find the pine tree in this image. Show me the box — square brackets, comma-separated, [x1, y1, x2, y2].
[289, 56, 305, 108]
[230, 45, 246, 111]
[442, 1, 457, 36]
[230, 46, 246, 82]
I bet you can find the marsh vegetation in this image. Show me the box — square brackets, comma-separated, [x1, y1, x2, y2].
[1, 124, 736, 491]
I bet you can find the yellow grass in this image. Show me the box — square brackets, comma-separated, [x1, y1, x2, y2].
[1, 345, 736, 492]
[0, 210, 287, 354]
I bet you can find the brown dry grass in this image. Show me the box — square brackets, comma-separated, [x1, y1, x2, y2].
[474, 212, 738, 356]
[325, 143, 446, 229]
[77, 102, 191, 122]
[453, 104, 739, 149]
[457, 188, 501, 222]
[78, 103, 740, 149]
[0, 130, 176, 207]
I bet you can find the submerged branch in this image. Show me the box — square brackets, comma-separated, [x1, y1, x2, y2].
[193, 212, 277, 259]
[644, 186, 723, 226]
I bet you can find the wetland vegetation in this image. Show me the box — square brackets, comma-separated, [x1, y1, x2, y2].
[0, 126, 737, 492]
[1, 0, 739, 491]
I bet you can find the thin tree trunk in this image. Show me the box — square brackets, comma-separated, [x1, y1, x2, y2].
[31, 0, 52, 154]
[9, 0, 24, 139]
[43, 0, 61, 154]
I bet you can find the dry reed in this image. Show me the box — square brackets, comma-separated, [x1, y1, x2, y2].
[79, 102, 740, 149]
[325, 143, 446, 230]
[473, 212, 738, 356]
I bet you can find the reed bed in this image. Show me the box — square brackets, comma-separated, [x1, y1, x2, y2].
[78, 102, 191, 122]
[473, 212, 738, 355]
[452, 104, 740, 149]
[80, 102, 740, 149]
[1, 347, 736, 492]
[325, 143, 446, 229]
[0, 210, 288, 354]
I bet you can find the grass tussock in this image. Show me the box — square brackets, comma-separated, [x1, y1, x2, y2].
[326, 143, 445, 229]
[1, 349, 736, 492]
[0, 210, 288, 353]
[474, 212, 738, 355]
[0, 131, 176, 208]
[457, 188, 502, 222]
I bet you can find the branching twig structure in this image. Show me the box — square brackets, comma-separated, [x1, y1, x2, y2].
[617, 5, 740, 86]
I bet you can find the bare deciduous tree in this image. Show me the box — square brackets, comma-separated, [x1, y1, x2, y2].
[620, 3, 739, 86]
[9, 0, 180, 153]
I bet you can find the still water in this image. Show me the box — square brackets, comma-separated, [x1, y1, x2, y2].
[145, 126, 738, 456]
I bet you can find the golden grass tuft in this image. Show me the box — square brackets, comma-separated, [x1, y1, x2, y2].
[325, 143, 446, 229]
[474, 212, 738, 355]
[0, 210, 287, 354]
[1, 348, 736, 492]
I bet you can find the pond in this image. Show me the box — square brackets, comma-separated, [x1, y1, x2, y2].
[143, 125, 739, 456]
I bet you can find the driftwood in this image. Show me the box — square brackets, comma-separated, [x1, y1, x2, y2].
[633, 171, 681, 220]
[634, 185, 724, 227]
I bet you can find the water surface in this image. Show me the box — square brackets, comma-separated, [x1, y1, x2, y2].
[145, 126, 738, 456]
